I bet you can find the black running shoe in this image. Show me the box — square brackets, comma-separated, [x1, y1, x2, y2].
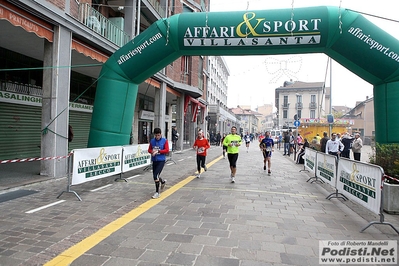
[161, 180, 166, 189]
[263, 165, 266, 170]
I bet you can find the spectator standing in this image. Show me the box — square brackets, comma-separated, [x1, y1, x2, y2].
[340, 133, 354, 159]
[296, 133, 303, 145]
[320, 131, 329, 153]
[283, 131, 290, 156]
[148, 128, 169, 199]
[352, 133, 363, 161]
[193, 130, 210, 178]
[325, 133, 344, 159]
[336, 133, 342, 142]
[68, 124, 74, 143]
[289, 131, 295, 155]
[215, 132, 222, 146]
[315, 133, 321, 144]
[172, 126, 179, 151]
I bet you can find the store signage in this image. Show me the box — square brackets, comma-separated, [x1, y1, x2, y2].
[139, 110, 155, 120]
[0, 91, 93, 112]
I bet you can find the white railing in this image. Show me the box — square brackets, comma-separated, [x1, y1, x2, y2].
[1, 80, 42, 96]
[147, 0, 166, 17]
[78, 3, 130, 47]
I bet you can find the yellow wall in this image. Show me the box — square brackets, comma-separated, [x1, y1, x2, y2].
[298, 125, 349, 140]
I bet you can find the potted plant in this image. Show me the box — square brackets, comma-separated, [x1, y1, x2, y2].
[369, 143, 399, 214]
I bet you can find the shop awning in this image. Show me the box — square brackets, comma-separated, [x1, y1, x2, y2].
[72, 39, 109, 63]
[0, 0, 53, 42]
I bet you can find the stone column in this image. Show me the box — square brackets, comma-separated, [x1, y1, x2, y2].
[154, 82, 166, 131]
[41, 26, 72, 177]
[175, 93, 184, 151]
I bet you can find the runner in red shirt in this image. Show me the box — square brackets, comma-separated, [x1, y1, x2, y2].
[193, 130, 211, 178]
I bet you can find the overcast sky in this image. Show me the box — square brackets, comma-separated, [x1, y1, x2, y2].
[209, 0, 399, 109]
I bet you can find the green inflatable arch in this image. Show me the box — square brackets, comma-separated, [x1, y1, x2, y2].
[88, 6, 399, 147]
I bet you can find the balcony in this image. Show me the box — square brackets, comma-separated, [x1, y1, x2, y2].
[281, 103, 289, 109]
[146, 0, 165, 17]
[295, 102, 303, 109]
[79, 3, 130, 47]
[309, 102, 317, 109]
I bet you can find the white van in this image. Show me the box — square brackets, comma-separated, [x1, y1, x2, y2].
[269, 129, 282, 143]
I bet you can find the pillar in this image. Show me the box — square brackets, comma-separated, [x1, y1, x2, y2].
[154, 82, 166, 132]
[41, 26, 72, 177]
[175, 93, 184, 150]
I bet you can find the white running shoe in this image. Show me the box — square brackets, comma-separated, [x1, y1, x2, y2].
[197, 174, 201, 178]
[204, 165, 207, 171]
[231, 177, 235, 183]
[152, 192, 160, 199]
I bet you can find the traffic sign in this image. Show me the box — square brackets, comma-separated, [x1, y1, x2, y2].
[294, 120, 300, 127]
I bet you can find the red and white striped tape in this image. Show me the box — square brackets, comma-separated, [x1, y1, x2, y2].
[384, 174, 399, 183]
[1, 153, 72, 164]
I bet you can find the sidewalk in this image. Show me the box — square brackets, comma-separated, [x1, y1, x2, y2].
[0, 144, 397, 265]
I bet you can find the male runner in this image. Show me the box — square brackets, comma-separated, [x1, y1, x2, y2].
[222, 126, 242, 183]
[259, 131, 275, 175]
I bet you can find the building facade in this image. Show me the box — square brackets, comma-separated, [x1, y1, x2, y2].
[0, 0, 209, 177]
[342, 96, 375, 145]
[275, 81, 330, 130]
[255, 104, 274, 132]
[207, 55, 238, 135]
[230, 106, 259, 135]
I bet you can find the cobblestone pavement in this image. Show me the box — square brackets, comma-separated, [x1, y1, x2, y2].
[0, 144, 397, 266]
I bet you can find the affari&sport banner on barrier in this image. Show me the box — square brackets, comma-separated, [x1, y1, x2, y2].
[72, 146, 123, 185]
[304, 148, 316, 174]
[336, 158, 383, 214]
[316, 153, 337, 187]
[122, 144, 151, 172]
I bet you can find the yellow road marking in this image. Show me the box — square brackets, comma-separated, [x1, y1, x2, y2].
[44, 155, 316, 265]
[44, 156, 222, 266]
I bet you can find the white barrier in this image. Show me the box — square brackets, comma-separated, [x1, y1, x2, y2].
[305, 150, 398, 234]
[58, 144, 152, 200]
[315, 152, 337, 187]
[122, 144, 151, 172]
[72, 146, 123, 185]
[304, 148, 316, 173]
[337, 158, 382, 215]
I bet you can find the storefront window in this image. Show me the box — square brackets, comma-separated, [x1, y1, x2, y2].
[138, 121, 152, 144]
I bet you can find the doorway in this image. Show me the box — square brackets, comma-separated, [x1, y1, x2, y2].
[138, 121, 152, 144]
